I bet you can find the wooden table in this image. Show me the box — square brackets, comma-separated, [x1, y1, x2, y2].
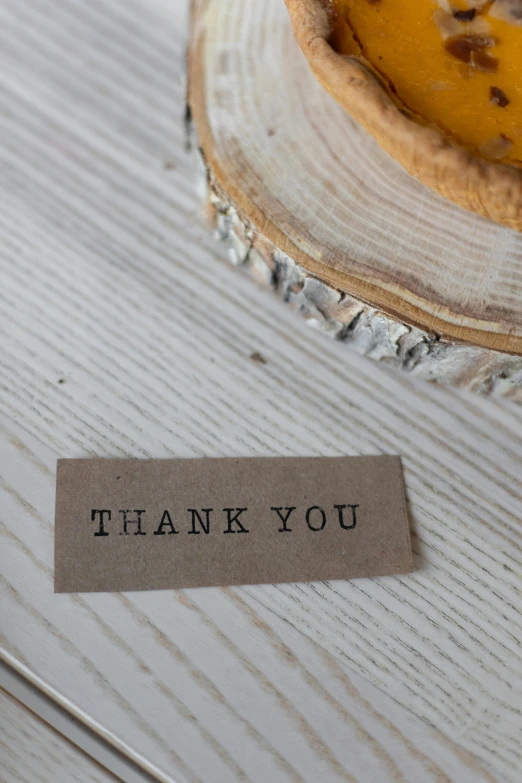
[1, 1, 521, 781]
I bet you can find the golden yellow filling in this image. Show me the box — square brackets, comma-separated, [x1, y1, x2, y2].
[329, 0, 522, 165]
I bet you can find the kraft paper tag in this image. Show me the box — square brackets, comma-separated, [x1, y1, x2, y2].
[54, 456, 413, 593]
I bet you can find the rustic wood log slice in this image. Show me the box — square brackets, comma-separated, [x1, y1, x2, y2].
[187, 0, 522, 400]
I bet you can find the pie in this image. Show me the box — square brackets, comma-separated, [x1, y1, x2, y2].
[285, 0, 522, 230]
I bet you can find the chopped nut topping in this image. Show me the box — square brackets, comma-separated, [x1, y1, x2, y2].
[433, 9, 464, 38]
[454, 9, 476, 21]
[428, 80, 454, 91]
[479, 134, 513, 159]
[471, 50, 499, 72]
[466, 16, 492, 36]
[445, 34, 495, 64]
[489, 0, 522, 26]
[490, 86, 510, 107]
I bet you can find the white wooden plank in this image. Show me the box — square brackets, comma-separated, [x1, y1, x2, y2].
[1, 663, 158, 783]
[0, 0, 521, 782]
[0, 422, 505, 783]
[0, 688, 117, 783]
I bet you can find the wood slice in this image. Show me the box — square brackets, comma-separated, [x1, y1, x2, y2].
[187, 0, 522, 398]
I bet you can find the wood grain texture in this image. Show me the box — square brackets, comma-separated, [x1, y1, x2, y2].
[0, 689, 117, 783]
[1, 660, 160, 783]
[204, 186, 522, 400]
[0, 422, 515, 783]
[0, 0, 521, 782]
[188, 0, 522, 358]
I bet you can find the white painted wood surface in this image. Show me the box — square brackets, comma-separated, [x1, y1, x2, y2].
[0, 0, 521, 782]
[1, 661, 158, 783]
[0, 689, 117, 783]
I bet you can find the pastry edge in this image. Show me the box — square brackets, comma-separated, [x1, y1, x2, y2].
[285, 0, 522, 232]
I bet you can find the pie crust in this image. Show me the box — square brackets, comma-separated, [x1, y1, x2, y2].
[285, 0, 522, 231]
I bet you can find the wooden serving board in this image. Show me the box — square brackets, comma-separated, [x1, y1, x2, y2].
[188, 0, 522, 399]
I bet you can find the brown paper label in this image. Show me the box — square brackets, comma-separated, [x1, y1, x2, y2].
[54, 456, 412, 593]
